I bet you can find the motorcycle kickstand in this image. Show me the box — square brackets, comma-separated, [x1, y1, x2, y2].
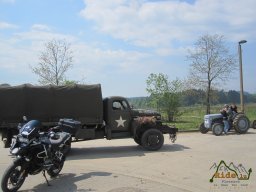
[42, 170, 51, 186]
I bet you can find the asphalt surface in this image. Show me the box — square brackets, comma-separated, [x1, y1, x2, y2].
[0, 129, 256, 192]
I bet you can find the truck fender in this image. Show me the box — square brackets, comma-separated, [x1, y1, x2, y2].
[131, 120, 140, 138]
[132, 116, 157, 133]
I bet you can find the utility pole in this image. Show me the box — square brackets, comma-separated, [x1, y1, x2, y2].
[238, 40, 247, 113]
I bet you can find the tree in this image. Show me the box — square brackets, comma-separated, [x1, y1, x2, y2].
[64, 80, 78, 86]
[31, 39, 73, 85]
[180, 89, 205, 106]
[146, 73, 183, 121]
[187, 34, 236, 114]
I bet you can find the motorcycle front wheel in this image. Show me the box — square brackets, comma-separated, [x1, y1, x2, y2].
[47, 158, 64, 178]
[1, 161, 27, 192]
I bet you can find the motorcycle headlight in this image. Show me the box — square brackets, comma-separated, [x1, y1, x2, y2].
[11, 148, 20, 155]
[18, 136, 29, 143]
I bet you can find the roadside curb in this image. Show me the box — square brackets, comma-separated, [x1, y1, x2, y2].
[178, 129, 199, 133]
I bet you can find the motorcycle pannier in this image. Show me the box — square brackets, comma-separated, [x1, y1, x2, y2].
[58, 119, 81, 136]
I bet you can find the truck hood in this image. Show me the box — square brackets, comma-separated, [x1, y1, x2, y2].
[132, 109, 161, 119]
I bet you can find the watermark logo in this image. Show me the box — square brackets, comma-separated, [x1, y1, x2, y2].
[209, 160, 252, 191]
[210, 160, 252, 182]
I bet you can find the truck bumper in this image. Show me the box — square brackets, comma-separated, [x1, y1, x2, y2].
[169, 133, 177, 143]
[158, 124, 178, 143]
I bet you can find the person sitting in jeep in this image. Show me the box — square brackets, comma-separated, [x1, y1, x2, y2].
[230, 103, 238, 114]
[220, 104, 231, 134]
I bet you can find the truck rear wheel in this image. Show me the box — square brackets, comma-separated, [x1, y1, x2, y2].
[212, 123, 223, 136]
[199, 123, 209, 134]
[233, 114, 250, 134]
[141, 129, 164, 151]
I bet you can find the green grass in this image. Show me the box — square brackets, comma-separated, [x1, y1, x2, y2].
[164, 103, 256, 131]
[245, 103, 256, 120]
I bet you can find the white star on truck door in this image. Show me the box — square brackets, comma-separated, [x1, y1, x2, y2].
[115, 116, 126, 127]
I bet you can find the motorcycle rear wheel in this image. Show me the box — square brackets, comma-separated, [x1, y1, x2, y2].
[1, 161, 26, 192]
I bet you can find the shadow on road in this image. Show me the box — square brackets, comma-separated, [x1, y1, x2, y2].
[66, 144, 190, 161]
[20, 172, 111, 192]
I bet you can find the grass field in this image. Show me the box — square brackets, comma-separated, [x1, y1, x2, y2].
[164, 103, 256, 131]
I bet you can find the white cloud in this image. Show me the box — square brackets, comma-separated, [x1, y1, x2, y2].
[1, 0, 255, 96]
[70, 42, 154, 79]
[0, 24, 77, 76]
[13, 25, 76, 43]
[0, 21, 18, 29]
[80, 0, 256, 51]
[0, 24, 161, 92]
[31, 24, 51, 31]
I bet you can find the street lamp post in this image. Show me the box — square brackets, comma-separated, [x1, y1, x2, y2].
[238, 40, 247, 113]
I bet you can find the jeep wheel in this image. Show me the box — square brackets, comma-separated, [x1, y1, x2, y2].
[141, 129, 164, 151]
[199, 123, 209, 134]
[233, 114, 250, 134]
[252, 120, 256, 129]
[212, 123, 224, 136]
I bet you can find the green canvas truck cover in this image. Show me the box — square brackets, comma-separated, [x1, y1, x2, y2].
[0, 84, 103, 125]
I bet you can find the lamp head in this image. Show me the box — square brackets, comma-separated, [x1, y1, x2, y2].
[239, 40, 247, 44]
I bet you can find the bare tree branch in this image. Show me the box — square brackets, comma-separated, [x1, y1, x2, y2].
[31, 39, 73, 85]
[187, 34, 237, 114]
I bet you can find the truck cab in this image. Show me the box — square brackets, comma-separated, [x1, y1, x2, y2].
[101, 96, 177, 150]
[103, 97, 132, 133]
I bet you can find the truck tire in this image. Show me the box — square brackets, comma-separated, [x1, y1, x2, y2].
[233, 114, 250, 134]
[212, 123, 223, 136]
[252, 120, 256, 129]
[199, 122, 209, 134]
[141, 129, 164, 151]
[134, 137, 142, 145]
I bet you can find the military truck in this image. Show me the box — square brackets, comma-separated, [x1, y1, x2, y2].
[0, 84, 177, 150]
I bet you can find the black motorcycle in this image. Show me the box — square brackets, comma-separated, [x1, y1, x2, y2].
[1, 119, 71, 192]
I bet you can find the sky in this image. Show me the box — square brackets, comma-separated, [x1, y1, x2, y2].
[0, 0, 255, 97]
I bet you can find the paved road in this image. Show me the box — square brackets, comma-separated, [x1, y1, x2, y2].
[0, 129, 256, 192]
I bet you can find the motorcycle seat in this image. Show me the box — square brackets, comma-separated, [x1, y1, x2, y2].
[49, 132, 70, 148]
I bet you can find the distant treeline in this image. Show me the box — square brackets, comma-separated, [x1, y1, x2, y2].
[128, 89, 256, 109]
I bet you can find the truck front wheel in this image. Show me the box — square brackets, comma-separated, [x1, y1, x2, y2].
[141, 129, 164, 151]
[134, 137, 142, 145]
